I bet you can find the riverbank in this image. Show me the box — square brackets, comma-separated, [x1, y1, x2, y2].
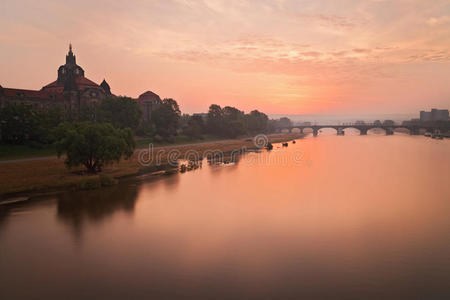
[0, 135, 226, 161]
[0, 133, 302, 199]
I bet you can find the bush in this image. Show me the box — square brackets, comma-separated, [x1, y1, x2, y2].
[79, 177, 101, 190]
[99, 174, 117, 186]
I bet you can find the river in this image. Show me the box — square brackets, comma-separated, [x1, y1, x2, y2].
[1, 132, 449, 299]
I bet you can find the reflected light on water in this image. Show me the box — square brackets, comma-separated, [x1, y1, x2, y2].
[1, 134, 449, 299]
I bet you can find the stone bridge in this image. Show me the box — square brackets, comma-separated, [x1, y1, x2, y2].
[280, 124, 449, 136]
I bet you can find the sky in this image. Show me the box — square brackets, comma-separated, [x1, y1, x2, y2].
[1, 0, 449, 115]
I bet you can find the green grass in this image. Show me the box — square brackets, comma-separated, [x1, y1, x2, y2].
[135, 134, 225, 148]
[0, 144, 58, 161]
[0, 134, 278, 161]
[0, 135, 225, 161]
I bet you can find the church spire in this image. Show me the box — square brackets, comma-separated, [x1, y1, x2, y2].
[66, 43, 76, 65]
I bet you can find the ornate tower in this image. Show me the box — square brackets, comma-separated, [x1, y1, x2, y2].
[66, 43, 76, 65]
[57, 44, 85, 90]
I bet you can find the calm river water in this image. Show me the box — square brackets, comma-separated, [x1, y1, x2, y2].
[1, 132, 450, 299]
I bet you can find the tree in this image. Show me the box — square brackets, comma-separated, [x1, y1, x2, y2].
[0, 104, 41, 144]
[38, 107, 64, 144]
[54, 122, 135, 173]
[182, 114, 205, 139]
[278, 117, 292, 128]
[246, 110, 269, 133]
[151, 98, 181, 139]
[98, 96, 142, 130]
[222, 106, 246, 138]
[266, 117, 292, 132]
[206, 104, 224, 135]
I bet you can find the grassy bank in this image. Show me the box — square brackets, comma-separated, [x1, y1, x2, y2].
[0, 133, 302, 197]
[0, 135, 227, 161]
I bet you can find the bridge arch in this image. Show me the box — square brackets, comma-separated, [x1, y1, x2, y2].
[316, 127, 338, 134]
[290, 127, 303, 133]
[366, 127, 387, 134]
[392, 127, 412, 134]
[341, 127, 362, 133]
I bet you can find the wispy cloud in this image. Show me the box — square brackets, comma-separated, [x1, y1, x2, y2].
[1, 0, 450, 113]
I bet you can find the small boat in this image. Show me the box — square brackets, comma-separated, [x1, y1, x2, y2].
[424, 132, 432, 137]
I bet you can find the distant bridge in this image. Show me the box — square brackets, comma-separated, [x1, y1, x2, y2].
[280, 123, 449, 136]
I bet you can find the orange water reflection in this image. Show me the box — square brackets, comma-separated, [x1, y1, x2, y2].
[1, 134, 449, 299]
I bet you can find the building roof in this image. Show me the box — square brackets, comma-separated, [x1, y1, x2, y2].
[41, 76, 102, 92]
[75, 76, 101, 89]
[138, 91, 161, 100]
[2, 88, 65, 100]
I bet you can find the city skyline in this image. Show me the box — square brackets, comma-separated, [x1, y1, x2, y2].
[1, 0, 450, 114]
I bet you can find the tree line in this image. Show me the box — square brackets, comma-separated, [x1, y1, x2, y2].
[0, 97, 291, 172]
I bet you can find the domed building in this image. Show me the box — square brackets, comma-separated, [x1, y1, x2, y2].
[1, 45, 114, 117]
[0, 44, 163, 122]
[137, 91, 162, 122]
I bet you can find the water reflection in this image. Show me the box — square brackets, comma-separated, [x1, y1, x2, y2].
[56, 184, 139, 239]
[0, 135, 449, 299]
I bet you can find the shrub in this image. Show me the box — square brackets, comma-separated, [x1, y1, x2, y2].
[79, 177, 101, 190]
[99, 174, 117, 186]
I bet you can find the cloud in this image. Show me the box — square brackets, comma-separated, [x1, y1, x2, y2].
[427, 16, 450, 26]
[352, 48, 372, 54]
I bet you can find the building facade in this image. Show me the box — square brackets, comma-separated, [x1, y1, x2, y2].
[0, 45, 161, 120]
[420, 109, 449, 122]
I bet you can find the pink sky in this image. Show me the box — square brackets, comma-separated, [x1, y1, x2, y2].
[1, 0, 449, 114]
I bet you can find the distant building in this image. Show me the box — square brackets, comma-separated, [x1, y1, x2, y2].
[420, 111, 432, 122]
[420, 109, 449, 122]
[0, 45, 161, 120]
[431, 109, 449, 121]
[137, 91, 162, 123]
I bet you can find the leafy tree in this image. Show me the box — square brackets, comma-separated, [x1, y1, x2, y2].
[151, 98, 181, 139]
[79, 104, 98, 123]
[98, 96, 142, 130]
[278, 117, 292, 128]
[246, 110, 268, 133]
[54, 122, 135, 173]
[38, 107, 64, 143]
[267, 117, 292, 133]
[136, 121, 155, 137]
[222, 106, 246, 138]
[206, 104, 224, 135]
[182, 114, 205, 139]
[0, 104, 41, 144]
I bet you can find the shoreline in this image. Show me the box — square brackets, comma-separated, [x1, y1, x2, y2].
[0, 133, 303, 201]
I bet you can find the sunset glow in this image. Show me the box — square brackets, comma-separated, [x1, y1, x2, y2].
[1, 0, 449, 114]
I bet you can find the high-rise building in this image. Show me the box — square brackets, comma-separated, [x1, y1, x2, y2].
[430, 109, 449, 121]
[420, 109, 448, 122]
[420, 111, 432, 122]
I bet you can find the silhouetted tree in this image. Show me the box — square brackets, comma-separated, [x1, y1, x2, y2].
[182, 114, 205, 139]
[246, 110, 269, 133]
[98, 96, 142, 130]
[0, 104, 63, 145]
[151, 98, 181, 139]
[206, 104, 224, 135]
[54, 122, 135, 173]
